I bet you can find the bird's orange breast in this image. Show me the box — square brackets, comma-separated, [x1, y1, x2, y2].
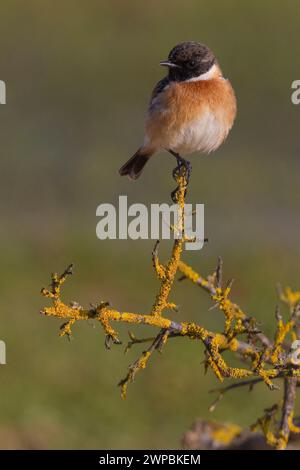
[145, 76, 237, 152]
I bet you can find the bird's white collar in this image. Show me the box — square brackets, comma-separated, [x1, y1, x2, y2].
[186, 64, 220, 82]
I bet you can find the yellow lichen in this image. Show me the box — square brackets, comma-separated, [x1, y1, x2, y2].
[211, 421, 242, 446]
[280, 287, 300, 309]
[288, 413, 300, 434]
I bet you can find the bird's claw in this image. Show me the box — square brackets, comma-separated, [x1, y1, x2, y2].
[171, 157, 191, 202]
[172, 157, 192, 183]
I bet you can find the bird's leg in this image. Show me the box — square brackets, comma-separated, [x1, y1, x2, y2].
[168, 150, 192, 202]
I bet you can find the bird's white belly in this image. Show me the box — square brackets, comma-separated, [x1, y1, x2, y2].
[171, 110, 227, 155]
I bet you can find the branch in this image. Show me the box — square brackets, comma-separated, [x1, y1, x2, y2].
[40, 164, 300, 450]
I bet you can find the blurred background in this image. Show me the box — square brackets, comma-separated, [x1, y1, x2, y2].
[0, 0, 299, 449]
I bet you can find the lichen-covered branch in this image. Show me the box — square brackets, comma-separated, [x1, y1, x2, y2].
[40, 166, 300, 450]
[150, 170, 187, 316]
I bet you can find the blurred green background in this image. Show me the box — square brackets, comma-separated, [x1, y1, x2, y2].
[0, 0, 299, 449]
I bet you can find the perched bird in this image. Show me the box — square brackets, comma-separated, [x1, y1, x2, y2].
[119, 41, 237, 180]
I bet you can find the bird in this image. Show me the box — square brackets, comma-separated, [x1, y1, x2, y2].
[119, 41, 236, 181]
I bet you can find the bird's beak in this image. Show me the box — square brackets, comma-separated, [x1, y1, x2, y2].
[159, 60, 180, 68]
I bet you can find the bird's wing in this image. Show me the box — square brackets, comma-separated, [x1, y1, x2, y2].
[151, 76, 170, 100]
[148, 77, 170, 113]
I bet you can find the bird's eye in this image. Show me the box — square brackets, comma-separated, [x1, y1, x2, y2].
[188, 59, 196, 68]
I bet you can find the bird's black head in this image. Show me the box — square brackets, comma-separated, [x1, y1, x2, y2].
[160, 42, 216, 82]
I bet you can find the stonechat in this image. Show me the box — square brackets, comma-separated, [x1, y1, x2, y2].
[119, 41, 236, 180]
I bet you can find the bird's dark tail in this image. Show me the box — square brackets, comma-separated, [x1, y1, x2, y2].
[119, 148, 153, 180]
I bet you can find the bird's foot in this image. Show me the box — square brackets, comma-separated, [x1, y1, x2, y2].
[171, 153, 191, 182]
[169, 151, 192, 202]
